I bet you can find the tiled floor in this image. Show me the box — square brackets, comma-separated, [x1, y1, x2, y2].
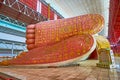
[0, 60, 120, 80]
[0, 66, 119, 80]
[0, 59, 120, 80]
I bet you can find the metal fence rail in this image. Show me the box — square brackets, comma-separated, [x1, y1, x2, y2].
[0, 0, 47, 22]
[0, 14, 26, 27]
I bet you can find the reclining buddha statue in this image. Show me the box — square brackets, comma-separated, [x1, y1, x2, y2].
[0, 14, 105, 66]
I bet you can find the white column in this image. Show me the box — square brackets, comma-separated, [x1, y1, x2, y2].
[54, 13, 57, 20]
[37, 0, 41, 13]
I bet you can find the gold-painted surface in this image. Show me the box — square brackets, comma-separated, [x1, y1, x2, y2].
[95, 35, 110, 50]
[95, 35, 112, 68]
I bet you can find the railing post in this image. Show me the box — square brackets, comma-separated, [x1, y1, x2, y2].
[11, 43, 14, 57]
